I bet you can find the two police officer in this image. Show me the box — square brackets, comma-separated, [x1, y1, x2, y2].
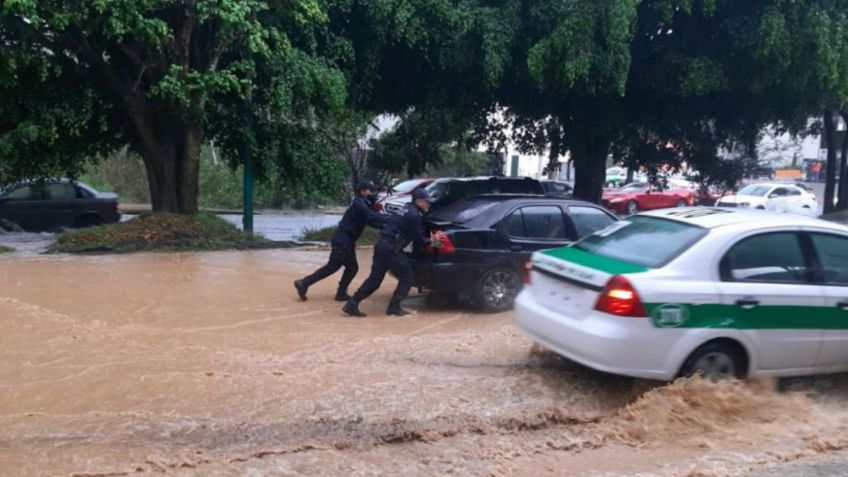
[294, 180, 385, 302]
[342, 188, 439, 317]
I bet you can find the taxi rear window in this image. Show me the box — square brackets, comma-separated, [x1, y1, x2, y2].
[573, 216, 707, 268]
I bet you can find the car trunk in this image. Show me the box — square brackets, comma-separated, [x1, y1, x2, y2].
[407, 218, 494, 289]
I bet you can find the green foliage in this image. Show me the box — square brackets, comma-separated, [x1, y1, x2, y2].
[48, 213, 275, 254]
[1, 0, 348, 212]
[0, 245, 14, 254]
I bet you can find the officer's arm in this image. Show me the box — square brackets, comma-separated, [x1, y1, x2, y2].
[410, 213, 429, 249]
[358, 200, 387, 229]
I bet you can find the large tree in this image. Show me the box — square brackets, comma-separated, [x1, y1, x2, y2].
[0, 0, 345, 213]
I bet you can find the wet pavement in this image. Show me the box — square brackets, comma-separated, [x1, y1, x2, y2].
[3, 249, 848, 476]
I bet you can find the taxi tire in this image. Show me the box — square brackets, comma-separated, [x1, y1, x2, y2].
[679, 341, 748, 381]
[474, 267, 521, 313]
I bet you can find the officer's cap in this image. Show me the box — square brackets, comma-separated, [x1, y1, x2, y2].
[357, 180, 378, 192]
[412, 189, 433, 202]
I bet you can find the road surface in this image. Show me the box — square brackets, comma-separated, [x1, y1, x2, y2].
[2, 249, 848, 476]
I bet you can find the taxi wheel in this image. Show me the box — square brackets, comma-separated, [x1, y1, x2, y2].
[680, 341, 747, 381]
[475, 267, 521, 313]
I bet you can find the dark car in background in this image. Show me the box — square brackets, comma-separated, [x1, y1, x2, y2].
[0, 179, 121, 231]
[540, 180, 573, 197]
[407, 195, 618, 312]
[383, 176, 545, 215]
[373, 178, 433, 212]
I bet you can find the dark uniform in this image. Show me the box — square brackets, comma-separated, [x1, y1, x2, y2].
[294, 182, 385, 301]
[343, 190, 433, 317]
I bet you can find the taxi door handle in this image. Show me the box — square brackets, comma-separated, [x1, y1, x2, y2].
[509, 245, 523, 252]
[735, 299, 760, 309]
[837, 301, 848, 311]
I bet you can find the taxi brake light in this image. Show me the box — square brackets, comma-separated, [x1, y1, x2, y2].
[594, 275, 647, 317]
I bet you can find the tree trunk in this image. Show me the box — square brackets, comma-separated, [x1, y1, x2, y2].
[135, 118, 203, 214]
[571, 134, 610, 203]
[824, 110, 838, 214]
[838, 111, 848, 210]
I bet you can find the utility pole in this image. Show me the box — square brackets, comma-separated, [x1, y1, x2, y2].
[242, 92, 254, 235]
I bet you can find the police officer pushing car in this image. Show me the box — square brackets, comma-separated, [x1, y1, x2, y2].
[294, 180, 385, 302]
[343, 188, 442, 317]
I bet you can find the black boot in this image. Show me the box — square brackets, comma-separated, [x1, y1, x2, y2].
[334, 290, 351, 302]
[343, 299, 367, 318]
[294, 280, 308, 301]
[386, 298, 410, 317]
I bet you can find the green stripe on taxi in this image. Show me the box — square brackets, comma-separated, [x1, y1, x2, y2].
[541, 247, 649, 275]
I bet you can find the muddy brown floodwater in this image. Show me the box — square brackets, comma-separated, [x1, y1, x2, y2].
[3, 249, 848, 477]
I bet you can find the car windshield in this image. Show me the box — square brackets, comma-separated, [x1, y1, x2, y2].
[738, 184, 771, 197]
[428, 199, 501, 226]
[424, 180, 452, 201]
[573, 216, 708, 268]
[392, 179, 422, 193]
[619, 183, 648, 193]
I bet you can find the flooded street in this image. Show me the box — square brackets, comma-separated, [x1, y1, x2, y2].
[3, 249, 848, 476]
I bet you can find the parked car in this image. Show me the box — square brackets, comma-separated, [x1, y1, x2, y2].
[0, 179, 121, 231]
[516, 207, 848, 381]
[373, 178, 433, 212]
[716, 182, 817, 217]
[382, 176, 545, 215]
[602, 182, 694, 215]
[541, 180, 573, 197]
[605, 167, 627, 188]
[407, 195, 618, 312]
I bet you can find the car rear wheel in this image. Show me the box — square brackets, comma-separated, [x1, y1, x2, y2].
[679, 341, 747, 381]
[676, 199, 687, 208]
[475, 267, 521, 313]
[626, 200, 639, 215]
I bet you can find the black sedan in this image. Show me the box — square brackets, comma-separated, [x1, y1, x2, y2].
[0, 180, 121, 231]
[408, 195, 618, 312]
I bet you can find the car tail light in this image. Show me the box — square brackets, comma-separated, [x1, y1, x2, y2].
[594, 275, 647, 317]
[522, 261, 533, 284]
[427, 230, 456, 254]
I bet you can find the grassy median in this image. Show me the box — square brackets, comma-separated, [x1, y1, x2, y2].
[0, 245, 14, 254]
[49, 213, 279, 254]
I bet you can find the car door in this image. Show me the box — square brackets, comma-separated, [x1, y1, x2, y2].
[566, 205, 617, 239]
[0, 184, 45, 230]
[807, 232, 848, 368]
[765, 187, 789, 213]
[43, 182, 79, 228]
[716, 231, 825, 370]
[500, 205, 571, 266]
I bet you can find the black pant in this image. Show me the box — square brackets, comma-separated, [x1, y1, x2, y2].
[352, 241, 412, 305]
[302, 236, 358, 293]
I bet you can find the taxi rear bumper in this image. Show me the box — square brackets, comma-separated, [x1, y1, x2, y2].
[515, 289, 685, 380]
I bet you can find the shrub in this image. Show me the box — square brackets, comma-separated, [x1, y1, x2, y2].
[49, 213, 277, 254]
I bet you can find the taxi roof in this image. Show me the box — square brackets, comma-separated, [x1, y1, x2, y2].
[638, 207, 843, 230]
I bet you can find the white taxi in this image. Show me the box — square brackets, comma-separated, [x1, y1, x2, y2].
[717, 182, 818, 216]
[515, 208, 848, 380]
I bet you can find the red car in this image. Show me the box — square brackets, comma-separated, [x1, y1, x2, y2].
[601, 182, 694, 215]
[373, 178, 433, 212]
